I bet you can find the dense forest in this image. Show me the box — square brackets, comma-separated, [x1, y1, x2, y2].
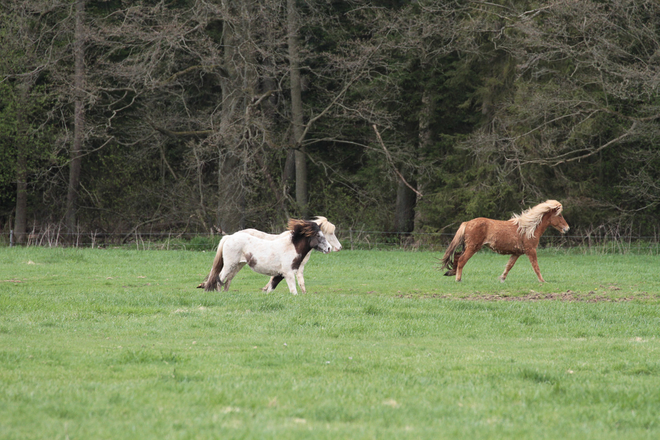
[1, 0, 660, 246]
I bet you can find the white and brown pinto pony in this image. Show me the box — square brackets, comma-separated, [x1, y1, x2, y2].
[200, 219, 331, 294]
[239, 216, 342, 294]
[441, 200, 570, 282]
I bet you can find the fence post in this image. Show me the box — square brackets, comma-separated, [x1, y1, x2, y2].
[10, 230, 13, 247]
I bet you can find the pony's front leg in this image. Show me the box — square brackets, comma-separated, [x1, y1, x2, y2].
[283, 273, 298, 295]
[500, 254, 520, 282]
[526, 250, 545, 282]
[296, 254, 311, 294]
[296, 269, 306, 294]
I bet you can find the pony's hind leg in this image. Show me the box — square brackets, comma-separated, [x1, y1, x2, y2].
[262, 277, 275, 292]
[264, 275, 284, 293]
[455, 246, 479, 281]
[443, 251, 463, 277]
[219, 263, 245, 292]
[499, 255, 520, 282]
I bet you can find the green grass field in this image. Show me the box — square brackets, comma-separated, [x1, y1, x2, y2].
[1, 246, 659, 439]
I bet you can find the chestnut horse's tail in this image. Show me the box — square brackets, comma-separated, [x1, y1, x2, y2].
[201, 236, 227, 291]
[440, 222, 466, 276]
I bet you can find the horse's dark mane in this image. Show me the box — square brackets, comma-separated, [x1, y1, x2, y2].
[288, 219, 320, 266]
[288, 219, 319, 240]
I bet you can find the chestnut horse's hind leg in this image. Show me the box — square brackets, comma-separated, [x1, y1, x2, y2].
[499, 254, 520, 282]
[526, 250, 545, 282]
[455, 246, 480, 282]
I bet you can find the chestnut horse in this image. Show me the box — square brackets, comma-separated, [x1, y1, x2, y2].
[440, 200, 569, 282]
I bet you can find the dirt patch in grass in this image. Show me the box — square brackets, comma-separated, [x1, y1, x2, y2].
[459, 290, 644, 302]
[398, 287, 660, 302]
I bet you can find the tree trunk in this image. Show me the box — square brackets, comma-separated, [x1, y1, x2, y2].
[216, 19, 244, 233]
[284, 150, 296, 192]
[217, 155, 243, 233]
[14, 83, 30, 245]
[413, 89, 434, 231]
[394, 175, 416, 233]
[65, 0, 86, 241]
[287, 0, 308, 218]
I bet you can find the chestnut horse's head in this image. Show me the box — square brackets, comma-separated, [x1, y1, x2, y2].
[549, 205, 570, 234]
[511, 200, 569, 238]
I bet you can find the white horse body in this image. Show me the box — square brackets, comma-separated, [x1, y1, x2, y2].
[201, 219, 331, 295]
[223, 232, 299, 277]
[238, 216, 342, 293]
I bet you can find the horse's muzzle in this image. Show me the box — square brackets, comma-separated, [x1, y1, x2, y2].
[562, 226, 570, 234]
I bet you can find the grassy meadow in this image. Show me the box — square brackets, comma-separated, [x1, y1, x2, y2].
[1, 246, 660, 439]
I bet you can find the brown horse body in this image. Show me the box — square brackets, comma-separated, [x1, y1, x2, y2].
[441, 200, 569, 282]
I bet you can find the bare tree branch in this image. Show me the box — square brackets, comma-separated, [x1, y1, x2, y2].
[373, 125, 423, 198]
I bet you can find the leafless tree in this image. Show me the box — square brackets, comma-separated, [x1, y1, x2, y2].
[65, 0, 86, 238]
[0, 0, 68, 242]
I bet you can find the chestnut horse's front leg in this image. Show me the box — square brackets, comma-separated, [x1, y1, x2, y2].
[526, 249, 545, 282]
[499, 254, 520, 282]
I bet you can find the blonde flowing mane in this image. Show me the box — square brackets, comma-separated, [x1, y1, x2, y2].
[510, 200, 563, 239]
[313, 216, 336, 235]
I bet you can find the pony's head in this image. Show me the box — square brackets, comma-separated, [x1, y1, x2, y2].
[288, 219, 331, 254]
[548, 204, 570, 234]
[510, 200, 569, 238]
[312, 216, 342, 251]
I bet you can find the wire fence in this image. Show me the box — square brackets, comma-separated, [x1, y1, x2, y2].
[3, 227, 660, 254]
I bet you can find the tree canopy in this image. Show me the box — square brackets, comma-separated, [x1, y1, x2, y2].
[1, 0, 659, 243]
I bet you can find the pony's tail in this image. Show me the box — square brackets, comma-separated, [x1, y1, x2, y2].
[201, 236, 226, 291]
[440, 223, 466, 276]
